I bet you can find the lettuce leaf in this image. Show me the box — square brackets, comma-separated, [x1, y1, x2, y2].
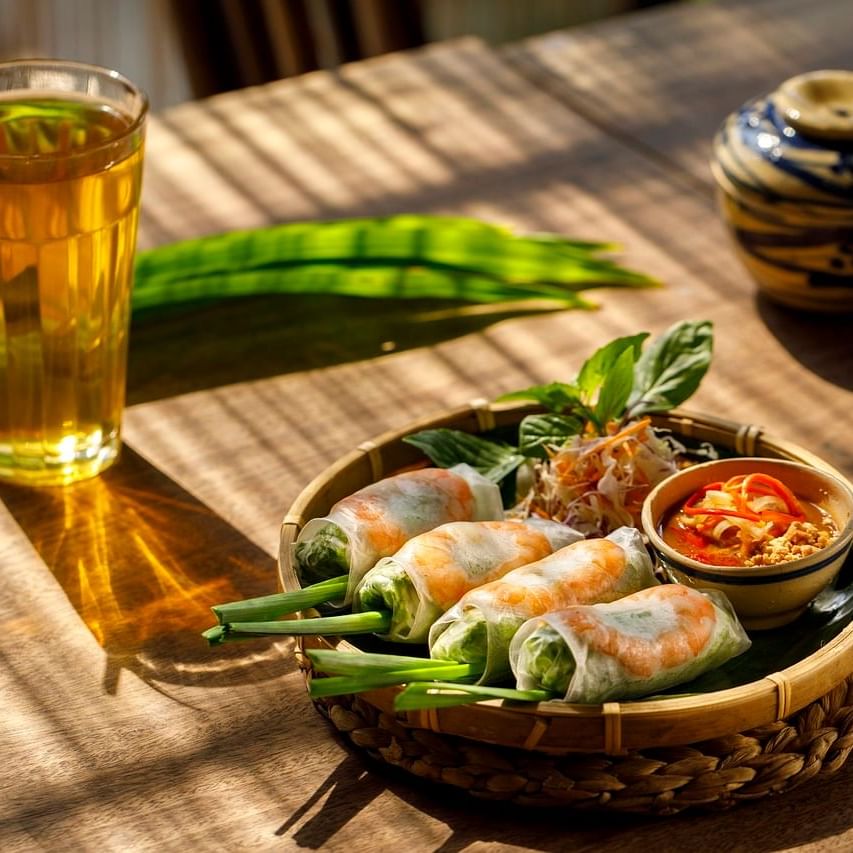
[402, 429, 524, 483]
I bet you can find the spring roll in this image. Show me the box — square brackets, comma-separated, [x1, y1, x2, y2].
[429, 527, 658, 682]
[510, 584, 750, 703]
[355, 519, 582, 643]
[293, 463, 503, 599]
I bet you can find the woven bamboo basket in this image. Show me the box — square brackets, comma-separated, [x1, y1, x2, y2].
[278, 402, 853, 815]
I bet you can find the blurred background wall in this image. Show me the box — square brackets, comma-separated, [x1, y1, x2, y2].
[0, 0, 194, 108]
[0, 0, 662, 111]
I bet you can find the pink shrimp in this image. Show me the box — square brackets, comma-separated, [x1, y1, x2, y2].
[557, 585, 717, 678]
[343, 468, 475, 556]
[411, 521, 555, 611]
[480, 538, 626, 619]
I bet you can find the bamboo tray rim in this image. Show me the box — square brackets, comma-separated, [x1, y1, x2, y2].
[278, 401, 853, 753]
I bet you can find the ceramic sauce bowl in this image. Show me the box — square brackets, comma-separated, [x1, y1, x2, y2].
[641, 457, 853, 630]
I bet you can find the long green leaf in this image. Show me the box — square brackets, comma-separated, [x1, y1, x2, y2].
[133, 216, 658, 312]
[133, 263, 594, 310]
[135, 217, 654, 290]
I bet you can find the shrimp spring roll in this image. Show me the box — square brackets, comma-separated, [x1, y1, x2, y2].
[510, 584, 751, 703]
[429, 527, 657, 682]
[294, 463, 503, 598]
[355, 519, 582, 643]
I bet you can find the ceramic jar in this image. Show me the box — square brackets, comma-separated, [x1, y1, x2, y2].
[711, 70, 853, 311]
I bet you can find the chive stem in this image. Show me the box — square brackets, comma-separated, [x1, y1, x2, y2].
[211, 575, 349, 624]
[309, 663, 482, 698]
[206, 610, 392, 645]
[202, 625, 225, 643]
[307, 649, 462, 675]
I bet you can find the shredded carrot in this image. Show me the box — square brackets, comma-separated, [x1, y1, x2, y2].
[578, 417, 652, 460]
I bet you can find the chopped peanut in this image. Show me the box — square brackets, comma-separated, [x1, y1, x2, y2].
[744, 522, 833, 567]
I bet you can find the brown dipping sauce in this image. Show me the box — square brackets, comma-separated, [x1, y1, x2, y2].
[661, 477, 837, 567]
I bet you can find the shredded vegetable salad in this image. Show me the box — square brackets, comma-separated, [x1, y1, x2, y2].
[513, 417, 683, 535]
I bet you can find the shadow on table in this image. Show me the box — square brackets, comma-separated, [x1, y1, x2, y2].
[127, 294, 565, 405]
[0, 446, 290, 701]
[279, 740, 853, 852]
[756, 294, 853, 391]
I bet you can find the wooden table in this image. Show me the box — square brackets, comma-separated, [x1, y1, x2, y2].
[3, 0, 852, 849]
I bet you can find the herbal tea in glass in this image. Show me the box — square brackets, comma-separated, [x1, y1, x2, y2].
[0, 62, 147, 485]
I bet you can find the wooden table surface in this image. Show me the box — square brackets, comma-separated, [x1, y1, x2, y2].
[3, 0, 852, 850]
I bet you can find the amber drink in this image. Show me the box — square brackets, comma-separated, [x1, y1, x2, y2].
[0, 62, 147, 485]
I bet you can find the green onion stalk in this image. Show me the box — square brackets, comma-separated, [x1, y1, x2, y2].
[204, 561, 419, 646]
[305, 648, 554, 710]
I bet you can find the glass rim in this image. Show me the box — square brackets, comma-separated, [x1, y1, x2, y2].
[0, 58, 149, 162]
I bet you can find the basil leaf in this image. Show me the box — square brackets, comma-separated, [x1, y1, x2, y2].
[518, 413, 584, 457]
[576, 333, 648, 401]
[495, 381, 581, 413]
[594, 347, 637, 426]
[403, 429, 524, 483]
[627, 320, 713, 417]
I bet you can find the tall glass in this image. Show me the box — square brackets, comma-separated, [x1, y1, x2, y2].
[0, 61, 147, 485]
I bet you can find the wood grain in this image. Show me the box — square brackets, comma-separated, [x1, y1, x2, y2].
[501, 0, 853, 191]
[2, 4, 853, 851]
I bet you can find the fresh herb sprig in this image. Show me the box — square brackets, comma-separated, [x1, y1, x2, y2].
[404, 320, 713, 482]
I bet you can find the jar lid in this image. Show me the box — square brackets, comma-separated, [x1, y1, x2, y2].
[713, 70, 853, 208]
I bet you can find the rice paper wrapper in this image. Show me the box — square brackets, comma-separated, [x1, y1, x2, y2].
[430, 526, 657, 682]
[521, 517, 585, 551]
[510, 585, 751, 703]
[365, 519, 568, 642]
[294, 464, 503, 603]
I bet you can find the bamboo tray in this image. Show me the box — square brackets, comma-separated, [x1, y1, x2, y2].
[278, 402, 853, 814]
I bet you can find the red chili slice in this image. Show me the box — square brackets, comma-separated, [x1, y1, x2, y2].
[682, 472, 806, 529]
[740, 473, 805, 518]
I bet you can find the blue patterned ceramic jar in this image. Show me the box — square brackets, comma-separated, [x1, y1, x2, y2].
[711, 70, 853, 311]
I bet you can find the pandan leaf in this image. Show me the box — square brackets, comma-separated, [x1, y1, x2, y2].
[133, 215, 658, 312]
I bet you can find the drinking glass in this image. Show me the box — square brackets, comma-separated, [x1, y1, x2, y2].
[0, 60, 147, 485]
